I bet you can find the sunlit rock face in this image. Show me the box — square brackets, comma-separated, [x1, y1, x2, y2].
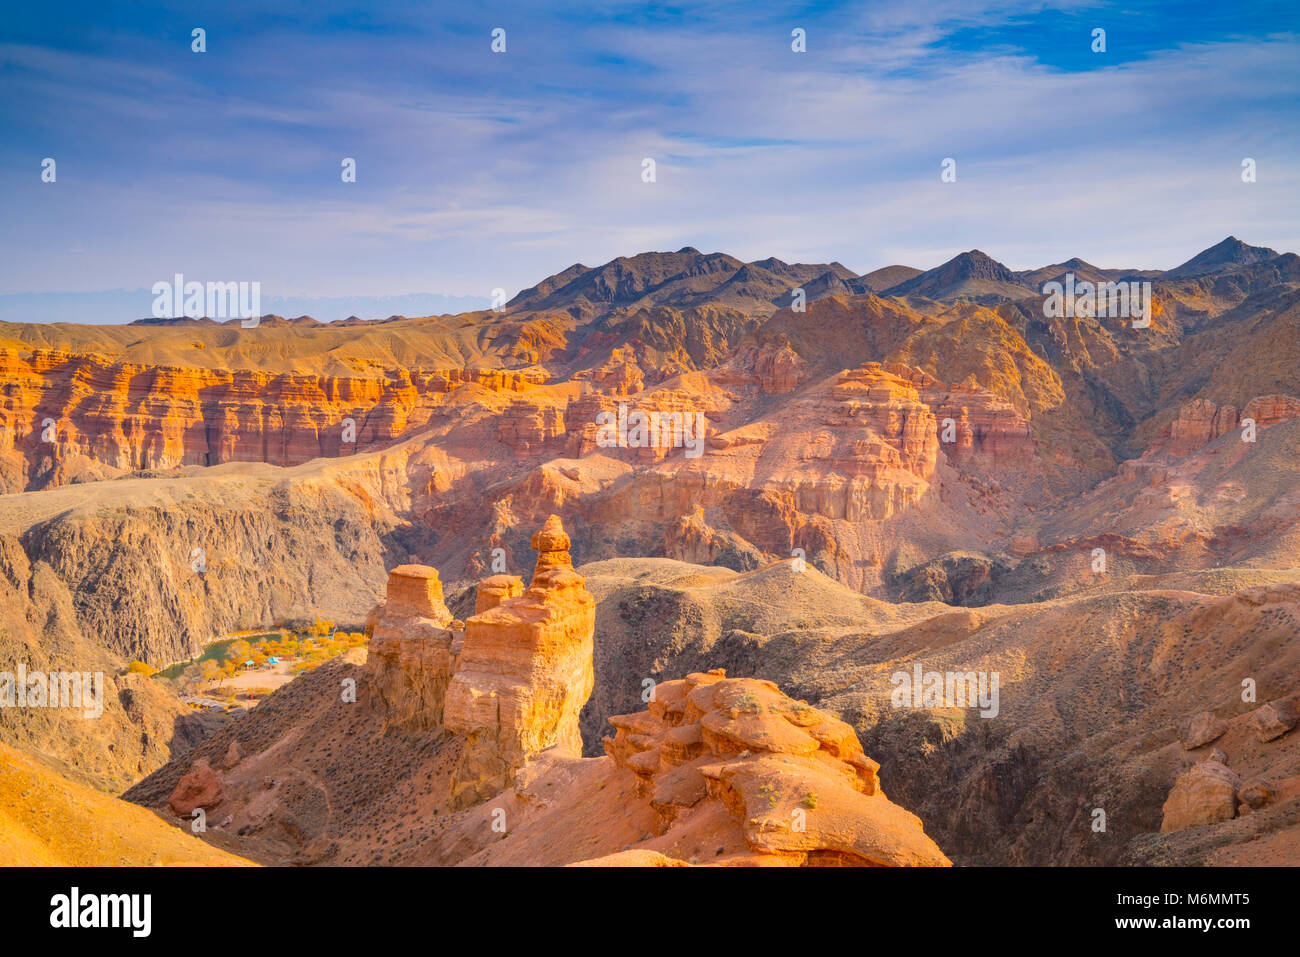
[442, 515, 596, 808]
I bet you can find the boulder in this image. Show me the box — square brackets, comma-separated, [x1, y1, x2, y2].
[1182, 710, 1229, 749]
[1238, 780, 1275, 811]
[1160, 759, 1241, 833]
[168, 758, 223, 816]
[1247, 700, 1297, 743]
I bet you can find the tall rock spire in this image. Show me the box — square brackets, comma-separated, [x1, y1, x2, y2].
[443, 514, 596, 808]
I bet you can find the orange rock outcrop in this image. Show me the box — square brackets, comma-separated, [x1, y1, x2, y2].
[1161, 756, 1241, 832]
[830, 364, 940, 482]
[600, 669, 952, 866]
[444, 515, 597, 807]
[365, 564, 458, 733]
[1164, 393, 1300, 457]
[1168, 398, 1240, 457]
[361, 516, 599, 805]
[751, 340, 805, 394]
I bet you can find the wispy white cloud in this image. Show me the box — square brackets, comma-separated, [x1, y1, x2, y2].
[0, 2, 1296, 312]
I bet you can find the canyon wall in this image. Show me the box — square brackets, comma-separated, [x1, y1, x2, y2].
[0, 346, 548, 492]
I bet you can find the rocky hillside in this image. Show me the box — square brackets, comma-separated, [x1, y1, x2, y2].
[572, 557, 1300, 865]
[115, 527, 1299, 867]
[122, 517, 950, 867]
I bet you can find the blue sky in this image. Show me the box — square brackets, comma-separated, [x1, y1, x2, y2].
[2, 0, 1298, 322]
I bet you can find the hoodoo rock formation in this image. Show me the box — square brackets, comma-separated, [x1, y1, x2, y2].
[444, 515, 597, 807]
[365, 564, 457, 734]
[360, 515, 598, 806]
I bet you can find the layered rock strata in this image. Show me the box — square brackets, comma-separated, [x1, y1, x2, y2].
[359, 515, 597, 807]
[365, 564, 457, 734]
[599, 669, 952, 866]
[444, 515, 596, 807]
